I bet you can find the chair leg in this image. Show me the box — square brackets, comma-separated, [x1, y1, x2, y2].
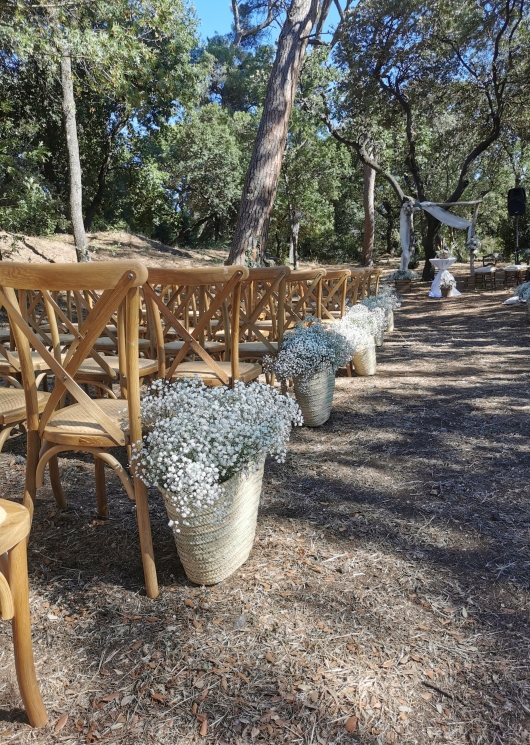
[48, 456, 67, 510]
[133, 478, 158, 599]
[94, 457, 109, 518]
[9, 540, 47, 727]
[22, 430, 40, 519]
[0, 426, 14, 453]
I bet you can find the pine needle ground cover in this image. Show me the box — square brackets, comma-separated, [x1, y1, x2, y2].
[1, 286, 529, 744]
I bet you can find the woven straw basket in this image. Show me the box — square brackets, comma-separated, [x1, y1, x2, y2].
[353, 340, 377, 376]
[293, 368, 335, 427]
[161, 458, 265, 585]
[386, 308, 394, 332]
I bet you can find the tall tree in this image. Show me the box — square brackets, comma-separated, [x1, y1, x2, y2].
[333, 0, 528, 278]
[1, 0, 201, 252]
[51, 9, 90, 261]
[362, 161, 375, 265]
[226, 0, 320, 265]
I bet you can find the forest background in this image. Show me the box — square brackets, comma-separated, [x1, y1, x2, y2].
[1, 0, 529, 272]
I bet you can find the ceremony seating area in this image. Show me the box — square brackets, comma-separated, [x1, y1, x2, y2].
[0, 261, 382, 725]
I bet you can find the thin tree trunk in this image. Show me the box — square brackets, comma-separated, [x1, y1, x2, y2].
[288, 212, 301, 269]
[60, 50, 90, 262]
[362, 162, 375, 266]
[226, 0, 319, 266]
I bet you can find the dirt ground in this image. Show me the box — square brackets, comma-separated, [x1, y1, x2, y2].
[1, 274, 530, 745]
[0, 230, 229, 267]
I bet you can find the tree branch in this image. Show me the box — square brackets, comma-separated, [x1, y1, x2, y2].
[231, 0, 277, 46]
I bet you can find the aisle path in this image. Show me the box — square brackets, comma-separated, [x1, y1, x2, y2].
[1, 283, 529, 745]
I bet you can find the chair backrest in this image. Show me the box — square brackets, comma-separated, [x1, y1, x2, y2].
[0, 262, 147, 448]
[239, 267, 291, 350]
[347, 269, 365, 305]
[482, 253, 498, 267]
[320, 269, 351, 320]
[366, 267, 382, 296]
[145, 266, 248, 385]
[283, 269, 326, 330]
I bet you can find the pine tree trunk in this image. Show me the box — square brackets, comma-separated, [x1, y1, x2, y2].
[226, 0, 319, 266]
[362, 162, 375, 266]
[60, 50, 90, 262]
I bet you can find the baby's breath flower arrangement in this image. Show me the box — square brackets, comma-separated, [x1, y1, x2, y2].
[439, 270, 456, 290]
[333, 306, 380, 376]
[133, 378, 302, 531]
[387, 269, 420, 281]
[362, 285, 402, 312]
[265, 318, 354, 387]
[340, 303, 387, 337]
[514, 281, 530, 301]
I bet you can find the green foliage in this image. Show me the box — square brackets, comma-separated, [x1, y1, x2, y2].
[1, 0, 529, 266]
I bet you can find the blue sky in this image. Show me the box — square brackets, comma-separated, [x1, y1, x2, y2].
[191, 1, 235, 40]
[190, 1, 341, 43]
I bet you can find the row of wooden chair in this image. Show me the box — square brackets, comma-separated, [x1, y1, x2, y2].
[0, 262, 380, 726]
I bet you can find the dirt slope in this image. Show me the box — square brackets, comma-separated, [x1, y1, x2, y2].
[0, 230, 229, 267]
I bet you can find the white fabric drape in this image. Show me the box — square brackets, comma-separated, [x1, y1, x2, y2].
[398, 201, 474, 269]
[399, 207, 411, 271]
[419, 202, 473, 240]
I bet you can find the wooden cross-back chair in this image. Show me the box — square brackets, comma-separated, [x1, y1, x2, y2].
[0, 262, 159, 599]
[320, 269, 351, 321]
[11, 287, 158, 399]
[355, 267, 382, 300]
[283, 269, 326, 331]
[144, 280, 229, 366]
[0, 499, 47, 727]
[237, 266, 290, 361]
[366, 267, 382, 297]
[345, 269, 364, 307]
[145, 266, 262, 386]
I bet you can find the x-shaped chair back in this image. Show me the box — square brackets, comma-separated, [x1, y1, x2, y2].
[347, 269, 367, 304]
[0, 264, 146, 445]
[320, 269, 351, 320]
[0, 262, 159, 599]
[239, 267, 290, 351]
[284, 269, 326, 330]
[366, 267, 382, 297]
[145, 266, 249, 385]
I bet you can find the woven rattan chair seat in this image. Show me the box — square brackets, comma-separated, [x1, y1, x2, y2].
[238, 341, 278, 358]
[171, 361, 261, 385]
[164, 340, 225, 355]
[0, 388, 50, 425]
[0, 351, 56, 373]
[94, 337, 151, 352]
[43, 398, 129, 447]
[77, 356, 158, 379]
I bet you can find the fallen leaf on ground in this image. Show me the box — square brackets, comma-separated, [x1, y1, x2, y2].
[54, 714, 68, 732]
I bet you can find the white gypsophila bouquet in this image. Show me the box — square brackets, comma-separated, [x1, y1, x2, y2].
[133, 378, 302, 530]
[387, 269, 419, 281]
[332, 316, 372, 350]
[265, 317, 354, 385]
[362, 286, 402, 312]
[341, 303, 387, 337]
[515, 281, 530, 301]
